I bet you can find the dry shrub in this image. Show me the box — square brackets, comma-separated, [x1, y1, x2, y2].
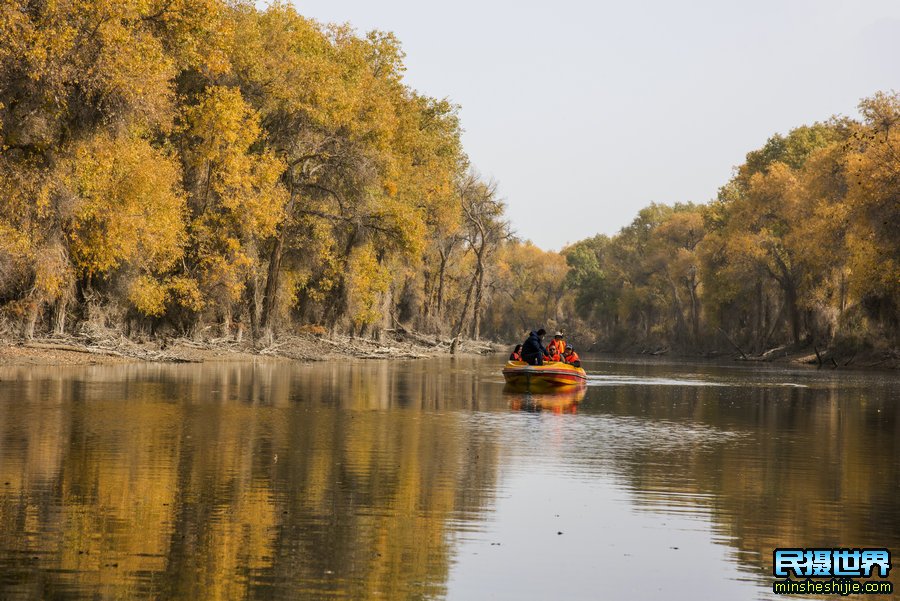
[297, 324, 327, 337]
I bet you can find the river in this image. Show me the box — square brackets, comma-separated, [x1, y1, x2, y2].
[0, 355, 897, 600]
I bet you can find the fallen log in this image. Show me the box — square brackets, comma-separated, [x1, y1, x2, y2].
[24, 341, 127, 358]
[23, 340, 200, 363]
[717, 328, 748, 360]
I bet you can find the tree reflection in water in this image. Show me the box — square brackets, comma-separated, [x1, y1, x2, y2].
[0, 360, 501, 601]
[504, 386, 585, 413]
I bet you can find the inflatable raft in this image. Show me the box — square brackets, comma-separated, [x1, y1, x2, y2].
[501, 360, 587, 391]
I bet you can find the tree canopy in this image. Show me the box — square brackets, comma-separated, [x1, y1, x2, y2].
[0, 1, 896, 356]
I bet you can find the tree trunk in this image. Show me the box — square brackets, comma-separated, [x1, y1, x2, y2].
[471, 255, 485, 341]
[24, 300, 39, 340]
[262, 186, 297, 338]
[436, 248, 449, 318]
[839, 271, 847, 316]
[689, 279, 700, 345]
[785, 282, 801, 345]
[541, 285, 552, 323]
[770, 252, 802, 346]
[763, 299, 785, 349]
[553, 283, 566, 324]
[666, 275, 688, 345]
[753, 280, 764, 353]
[53, 298, 67, 337]
[244, 278, 260, 342]
[378, 284, 392, 342]
[422, 268, 433, 320]
[261, 232, 285, 337]
[324, 228, 359, 332]
[221, 305, 233, 338]
[450, 271, 477, 354]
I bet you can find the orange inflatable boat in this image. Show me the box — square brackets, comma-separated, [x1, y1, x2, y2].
[501, 360, 587, 391]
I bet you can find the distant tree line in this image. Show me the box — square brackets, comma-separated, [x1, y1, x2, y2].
[563, 97, 899, 355]
[0, 1, 895, 355]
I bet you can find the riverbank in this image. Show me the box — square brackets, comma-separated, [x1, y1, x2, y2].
[591, 343, 899, 370]
[742, 344, 899, 370]
[0, 331, 503, 367]
[5, 333, 894, 370]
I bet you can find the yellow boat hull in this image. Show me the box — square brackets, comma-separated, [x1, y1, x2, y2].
[501, 361, 587, 391]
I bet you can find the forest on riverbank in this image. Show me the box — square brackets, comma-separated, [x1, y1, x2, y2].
[563, 103, 899, 359]
[0, 0, 897, 360]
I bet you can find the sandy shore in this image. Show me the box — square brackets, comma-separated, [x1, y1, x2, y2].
[0, 331, 503, 367]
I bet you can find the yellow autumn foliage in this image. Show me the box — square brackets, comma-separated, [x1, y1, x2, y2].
[347, 243, 391, 328]
[61, 133, 187, 277]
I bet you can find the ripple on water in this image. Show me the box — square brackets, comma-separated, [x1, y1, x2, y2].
[586, 374, 810, 388]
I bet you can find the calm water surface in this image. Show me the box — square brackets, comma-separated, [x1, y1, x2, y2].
[0, 355, 898, 600]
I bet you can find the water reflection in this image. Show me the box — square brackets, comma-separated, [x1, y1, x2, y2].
[504, 386, 585, 413]
[573, 360, 900, 593]
[0, 357, 898, 600]
[0, 359, 502, 601]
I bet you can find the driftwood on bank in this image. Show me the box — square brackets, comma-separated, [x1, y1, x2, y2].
[25, 341, 117, 355]
[23, 337, 201, 363]
[6, 324, 505, 367]
[388, 317, 444, 348]
[717, 327, 748, 360]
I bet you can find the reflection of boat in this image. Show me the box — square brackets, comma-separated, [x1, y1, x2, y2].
[501, 361, 587, 391]
[505, 386, 586, 413]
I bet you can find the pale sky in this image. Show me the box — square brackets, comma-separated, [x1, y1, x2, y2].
[289, 0, 900, 250]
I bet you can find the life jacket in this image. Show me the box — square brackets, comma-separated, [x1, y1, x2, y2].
[510, 351, 522, 361]
[564, 351, 580, 364]
[556, 339, 566, 354]
[545, 342, 560, 362]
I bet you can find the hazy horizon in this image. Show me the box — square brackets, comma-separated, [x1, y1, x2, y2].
[290, 0, 900, 250]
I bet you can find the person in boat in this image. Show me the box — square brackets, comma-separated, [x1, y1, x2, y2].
[545, 340, 561, 363]
[509, 344, 523, 361]
[553, 331, 567, 355]
[521, 328, 548, 365]
[563, 346, 581, 367]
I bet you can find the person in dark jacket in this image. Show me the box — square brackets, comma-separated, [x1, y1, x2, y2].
[521, 328, 547, 365]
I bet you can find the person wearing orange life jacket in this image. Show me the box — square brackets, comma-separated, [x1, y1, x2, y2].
[552, 331, 567, 355]
[562, 346, 581, 367]
[544, 340, 561, 362]
[509, 344, 523, 362]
